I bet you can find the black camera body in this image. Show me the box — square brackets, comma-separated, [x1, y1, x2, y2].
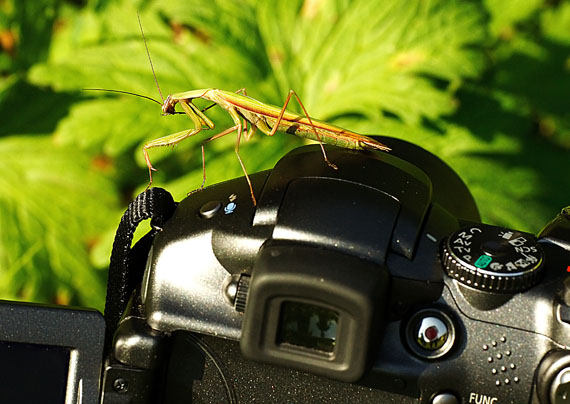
[2, 138, 570, 403]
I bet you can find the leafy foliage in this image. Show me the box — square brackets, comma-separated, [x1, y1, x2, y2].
[0, 0, 569, 308]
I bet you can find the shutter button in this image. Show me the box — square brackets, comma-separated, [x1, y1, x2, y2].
[417, 316, 448, 349]
[405, 309, 456, 359]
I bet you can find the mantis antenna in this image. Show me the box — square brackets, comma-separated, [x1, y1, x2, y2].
[82, 88, 162, 105]
[137, 11, 164, 103]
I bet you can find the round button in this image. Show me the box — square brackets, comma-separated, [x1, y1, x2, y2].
[416, 316, 449, 350]
[432, 392, 459, 404]
[199, 201, 222, 218]
[551, 366, 570, 404]
[406, 309, 456, 359]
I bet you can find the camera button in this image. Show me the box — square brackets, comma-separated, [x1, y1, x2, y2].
[199, 200, 222, 218]
[405, 309, 456, 359]
[416, 316, 449, 350]
[550, 366, 570, 404]
[431, 392, 459, 404]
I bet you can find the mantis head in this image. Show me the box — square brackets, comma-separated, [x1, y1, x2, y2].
[162, 95, 177, 115]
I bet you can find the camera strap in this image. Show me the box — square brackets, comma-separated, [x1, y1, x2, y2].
[105, 187, 177, 354]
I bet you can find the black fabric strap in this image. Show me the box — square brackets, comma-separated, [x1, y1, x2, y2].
[104, 187, 176, 354]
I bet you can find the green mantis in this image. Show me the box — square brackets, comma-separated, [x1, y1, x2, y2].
[117, 15, 392, 205]
[144, 88, 391, 205]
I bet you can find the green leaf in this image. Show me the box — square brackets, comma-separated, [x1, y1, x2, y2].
[0, 0, 60, 72]
[0, 135, 118, 309]
[54, 97, 160, 155]
[0, 80, 79, 137]
[540, 1, 570, 44]
[484, 0, 543, 38]
[152, 0, 267, 70]
[443, 86, 570, 232]
[257, 0, 487, 121]
[490, 15, 570, 150]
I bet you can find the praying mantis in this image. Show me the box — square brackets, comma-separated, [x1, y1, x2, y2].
[144, 88, 392, 205]
[101, 15, 392, 206]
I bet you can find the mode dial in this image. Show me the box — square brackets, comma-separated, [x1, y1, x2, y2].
[442, 225, 543, 293]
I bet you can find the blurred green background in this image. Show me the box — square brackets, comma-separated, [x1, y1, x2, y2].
[0, 0, 568, 311]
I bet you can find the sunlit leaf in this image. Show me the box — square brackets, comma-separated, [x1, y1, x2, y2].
[0, 134, 118, 309]
[484, 0, 543, 38]
[541, 1, 570, 44]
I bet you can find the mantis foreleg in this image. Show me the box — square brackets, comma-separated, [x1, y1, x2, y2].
[143, 100, 212, 186]
[143, 127, 203, 186]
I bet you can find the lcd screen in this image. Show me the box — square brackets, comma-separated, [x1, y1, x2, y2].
[0, 341, 69, 403]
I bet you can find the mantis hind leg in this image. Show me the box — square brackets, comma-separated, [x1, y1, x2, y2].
[229, 107, 257, 205]
[234, 120, 257, 205]
[190, 116, 257, 206]
[271, 90, 338, 170]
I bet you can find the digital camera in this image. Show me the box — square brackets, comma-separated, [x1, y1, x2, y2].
[1, 138, 569, 404]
